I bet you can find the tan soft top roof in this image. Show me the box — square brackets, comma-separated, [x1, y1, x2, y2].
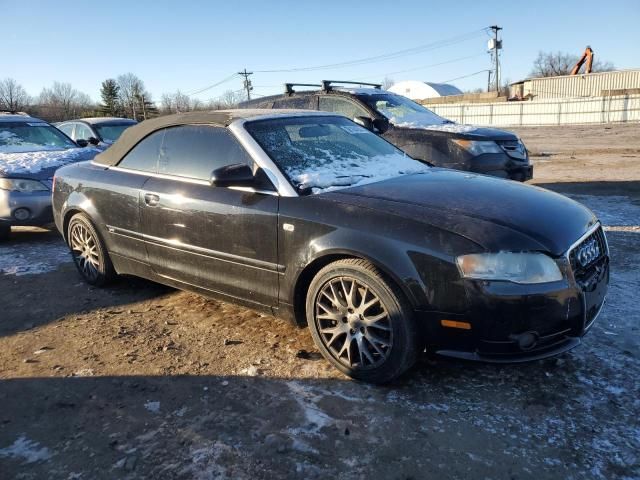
[93, 108, 324, 166]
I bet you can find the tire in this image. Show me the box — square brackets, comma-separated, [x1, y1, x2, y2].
[306, 259, 419, 384]
[67, 213, 116, 286]
[0, 224, 10, 241]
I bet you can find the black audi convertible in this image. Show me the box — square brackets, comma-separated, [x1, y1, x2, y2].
[52, 110, 609, 383]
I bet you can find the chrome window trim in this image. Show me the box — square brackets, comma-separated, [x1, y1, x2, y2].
[228, 119, 299, 197]
[96, 165, 279, 196]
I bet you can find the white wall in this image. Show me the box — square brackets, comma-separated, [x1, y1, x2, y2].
[422, 94, 640, 126]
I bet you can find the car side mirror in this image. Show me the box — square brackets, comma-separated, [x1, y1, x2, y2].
[76, 139, 89, 147]
[210, 163, 255, 187]
[88, 137, 100, 146]
[353, 116, 374, 131]
[373, 117, 390, 134]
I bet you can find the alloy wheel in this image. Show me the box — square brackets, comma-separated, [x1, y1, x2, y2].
[69, 222, 100, 281]
[315, 276, 393, 369]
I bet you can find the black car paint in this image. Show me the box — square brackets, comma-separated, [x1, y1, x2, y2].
[240, 91, 532, 181]
[53, 139, 607, 362]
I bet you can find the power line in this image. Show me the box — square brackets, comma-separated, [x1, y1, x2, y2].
[253, 29, 489, 73]
[351, 53, 487, 81]
[186, 73, 239, 97]
[440, 69, 490, 83]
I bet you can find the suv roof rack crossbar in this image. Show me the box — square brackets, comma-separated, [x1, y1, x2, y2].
[321, 80, 382, 91]
[284, 83, 322, 95]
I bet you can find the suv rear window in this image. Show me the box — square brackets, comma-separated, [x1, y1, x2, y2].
[272, 96, 312, 109]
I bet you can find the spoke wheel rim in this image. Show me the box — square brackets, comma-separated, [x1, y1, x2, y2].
[315, 276, 393, 370]
[69, 222, 100, 281]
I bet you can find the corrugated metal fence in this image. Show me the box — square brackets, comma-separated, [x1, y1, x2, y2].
[423, 94, 640, 127]
[522, 70, 640, 99]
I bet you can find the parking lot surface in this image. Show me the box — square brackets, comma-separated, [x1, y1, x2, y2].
[1, 123, 639, 479]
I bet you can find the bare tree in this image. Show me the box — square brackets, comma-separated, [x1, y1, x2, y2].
[159, 90, 205, 115]
[35, 82, 94, 121]
[116, 73, 153, 120]
[382, 77, 395, 90]
[217, 90, 243, 109]
[0, 78, 30, 111]
[530, 51, 615, 78]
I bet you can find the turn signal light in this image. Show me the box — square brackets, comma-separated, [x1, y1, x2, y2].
[441, 319, 471, 330]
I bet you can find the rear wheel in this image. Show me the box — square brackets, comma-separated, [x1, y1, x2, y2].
[67, 213, 115, 286]
[306, 259, 419, 384]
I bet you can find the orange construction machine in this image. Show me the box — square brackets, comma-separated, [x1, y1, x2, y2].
[570, 46, 594, 75]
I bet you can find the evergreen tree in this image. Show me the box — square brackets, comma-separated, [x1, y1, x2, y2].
[100, 79, 120, 116]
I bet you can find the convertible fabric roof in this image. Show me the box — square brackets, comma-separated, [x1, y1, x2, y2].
[92, 109, 313, 166]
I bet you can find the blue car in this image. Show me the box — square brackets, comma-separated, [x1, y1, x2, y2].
[0, 112, 99, 240]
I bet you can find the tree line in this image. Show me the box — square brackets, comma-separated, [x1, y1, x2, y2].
[0, 73, 244, 123]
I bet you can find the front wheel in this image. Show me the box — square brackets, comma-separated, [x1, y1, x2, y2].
[306, 259, 419, 384]
[67, 213, 116, 286]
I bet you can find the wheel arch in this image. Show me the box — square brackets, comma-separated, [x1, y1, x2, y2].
[291, 248, 420, 327]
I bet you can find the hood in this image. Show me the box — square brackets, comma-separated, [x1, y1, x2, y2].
[0, 147, 100, 180]
[326, 169, 597, 256]
[389, 121, 517, 141]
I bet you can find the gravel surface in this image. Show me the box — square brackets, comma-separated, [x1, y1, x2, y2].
[1, 123, 639, 479]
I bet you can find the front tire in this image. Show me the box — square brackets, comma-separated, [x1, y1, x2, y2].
[67, 213, 115, 286]
[306, 259, 418, 384]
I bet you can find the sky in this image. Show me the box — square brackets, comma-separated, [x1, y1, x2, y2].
[2, 0, 639, 104]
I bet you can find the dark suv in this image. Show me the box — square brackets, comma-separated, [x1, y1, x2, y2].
[240, 81, 532, 181]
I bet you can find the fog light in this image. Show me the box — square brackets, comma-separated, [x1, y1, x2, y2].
[511, 331, 538, 351]
[13, 208, 30, 221]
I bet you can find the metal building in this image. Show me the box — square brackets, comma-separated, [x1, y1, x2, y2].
[510, 69, 640, 100]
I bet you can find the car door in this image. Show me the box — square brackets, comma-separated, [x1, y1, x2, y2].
[139, 124, 280, 307]
[99, 129, 165, 266]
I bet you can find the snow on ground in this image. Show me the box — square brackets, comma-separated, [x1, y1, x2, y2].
[0, 147, 98, 175]
[0, 436, 52, 464]
[565, 194, 640, 228]
[0, 236, 70, 276]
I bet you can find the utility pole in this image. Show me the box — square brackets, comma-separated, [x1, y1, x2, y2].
[489, 25, 502, 93]
[238, 68, 253, 101]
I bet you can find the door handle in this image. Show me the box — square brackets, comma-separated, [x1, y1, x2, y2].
[144, 193, 160, 206]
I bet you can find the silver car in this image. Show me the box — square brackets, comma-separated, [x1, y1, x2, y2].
[0, 112, 99, 240]
[56, 117, 137, 151]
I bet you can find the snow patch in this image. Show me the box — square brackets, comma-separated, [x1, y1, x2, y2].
[0, 238, 71, 276]
[565, 194, 640, 228]
[390, 116, 478, 134]
[0, 147, 98, 175]
[144, 401, 160, 413]
[0, 435, 52, 464]
[289, 152, 429, 193]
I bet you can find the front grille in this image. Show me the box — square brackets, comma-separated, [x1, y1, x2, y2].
[569, 227, 608, 284]
[497, 139, 527, 160]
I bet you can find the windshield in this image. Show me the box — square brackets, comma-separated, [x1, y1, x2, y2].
[356, 93, 448, 127]
[0, 121, 77, 153]
[94, 123, 135, 143]
[245, 116, 429, 194]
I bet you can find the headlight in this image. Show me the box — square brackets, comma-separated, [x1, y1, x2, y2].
[452, 139, 503, 155]
[0, 178, 49, 192]
[456, 252, 563, 284]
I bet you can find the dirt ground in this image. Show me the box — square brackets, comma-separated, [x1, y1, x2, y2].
[1, 123, 639, 479]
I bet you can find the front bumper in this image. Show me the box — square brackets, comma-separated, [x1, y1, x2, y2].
[0, 189, 54, 227]
[420, 251, 609, 363]
[469, 153, 533, 182]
